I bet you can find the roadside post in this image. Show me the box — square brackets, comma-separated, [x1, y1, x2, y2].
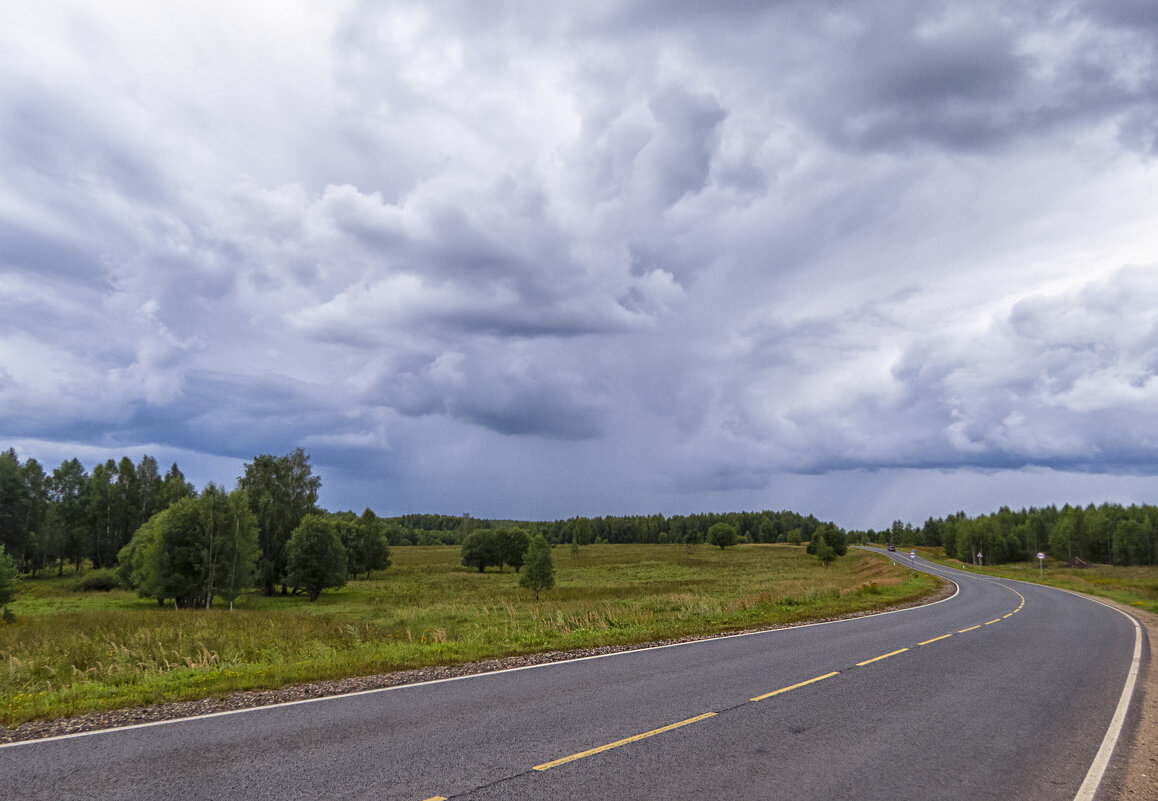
[1037, 552, 1045, 579]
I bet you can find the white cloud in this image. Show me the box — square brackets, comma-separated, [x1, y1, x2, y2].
[4, 0, 1158, 521]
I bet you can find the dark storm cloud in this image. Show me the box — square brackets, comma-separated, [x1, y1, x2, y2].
[781, 3, 1153, 153]
[4, 0, 1158, 521]
[1087, 0, 1158, 29]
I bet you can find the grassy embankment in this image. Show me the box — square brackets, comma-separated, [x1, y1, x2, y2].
[2, 544, 936, 727]
[912, 546, 1158, 614]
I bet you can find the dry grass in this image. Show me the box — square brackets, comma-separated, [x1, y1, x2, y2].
[1, 544, 935, 726]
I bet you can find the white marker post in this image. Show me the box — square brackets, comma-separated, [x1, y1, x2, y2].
[1037, 552, 1045, 579]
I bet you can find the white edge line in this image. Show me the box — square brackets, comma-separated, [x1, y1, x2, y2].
[950, 570, 1145, 801]
[1, 557, 960, 750]
[1065, 595, 1144, 801]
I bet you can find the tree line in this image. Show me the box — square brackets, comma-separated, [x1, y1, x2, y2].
[6, 443, 1151, 608]
[0, 449, 197, 576]
[385, 509, 842, 549]
[0, 447, 390, 608]
[858, 503, 1158, 566]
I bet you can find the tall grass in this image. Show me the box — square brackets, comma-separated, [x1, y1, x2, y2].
[1, 545, 936, 726]
[920, 550, 1158, 614]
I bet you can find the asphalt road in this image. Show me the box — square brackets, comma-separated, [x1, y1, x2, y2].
[1, 551, 1143, 801]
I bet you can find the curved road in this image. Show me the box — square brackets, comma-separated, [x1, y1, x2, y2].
[1, 551, 1143, 800]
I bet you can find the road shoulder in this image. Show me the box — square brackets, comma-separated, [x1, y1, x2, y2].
[1102, 601, 1157, 800]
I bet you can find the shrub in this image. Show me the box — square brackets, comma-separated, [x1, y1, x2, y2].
[519, 534, 556, 600]
[74, 569, 122, 592]
[708, 523, 738, 550]
[286, 514, 348, 601]
[461, 530, 501, 572]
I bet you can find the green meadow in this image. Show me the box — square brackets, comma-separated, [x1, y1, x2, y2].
[917, 547, 1158, 614]
[2, 544, 936, 727]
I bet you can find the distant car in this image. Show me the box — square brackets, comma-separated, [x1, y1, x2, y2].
[887, 544, 896, 552]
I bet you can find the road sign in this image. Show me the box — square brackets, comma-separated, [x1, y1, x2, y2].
[1037, 552, 1045, 578]
[909, 550, 916, 559]
[1037, 552, 1045, 560]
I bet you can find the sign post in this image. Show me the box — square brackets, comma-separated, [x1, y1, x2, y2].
[976, 551, 983, 567]
[1037, 552, 1045, 579]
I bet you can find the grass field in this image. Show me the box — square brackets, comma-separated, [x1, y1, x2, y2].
[914, 547, 1158, 614]
[1, 544, 936, 727]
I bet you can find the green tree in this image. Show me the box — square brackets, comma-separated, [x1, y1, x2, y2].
[497, 527, 531, 572]
[329, 510, 392, 579]
[683, 527, 703, 552]
[160, 462, 196, 508]
[199, 484, 260, 609]
[708, 522, 738, 550]
[112, 456, 141, 556]
[216, 490, 260, 608]
[158, 497, 207, 607]
[814, 533, 836, 567]
[519, 534, 555, 600]
[49, 459, 88, 574]
[0, 544, 18, 620]
[136, 455, 165, 523]
[239, 449, 321, 595]
[573, 517, 592, 547]
[0, 450, 28, 565]
[117, 511, 165, 602]
[118, 492, 258, 608]
[758, 515, 778, 544]
[349, 509, 392, 579]
[285, 514, 348, 601]
[21, 457, 49, 574]
[117, 497, 203, 607]
[1113, 519, 1150, 566]
[807, 525, 847, 556]
[461, 530, 500, 572]
[84, 460, 118, 568]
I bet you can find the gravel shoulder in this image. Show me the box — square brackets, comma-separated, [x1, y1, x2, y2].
[1099, 600, 1157, 801]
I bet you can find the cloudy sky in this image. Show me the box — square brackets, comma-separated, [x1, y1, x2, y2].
[3, 1, 1158, 529]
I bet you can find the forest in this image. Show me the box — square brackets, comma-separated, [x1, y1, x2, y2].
[2, 445, 1157, 609]
[863, 505, 1158, 567]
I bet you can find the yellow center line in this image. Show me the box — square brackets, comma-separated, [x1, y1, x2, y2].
[919, 633, 953, 645]
[985, 618, 1001, 625]
[958, 625, 981, 633]
[856, 647, 909, 666]
[750, 671, 840, 702]
[421, 797, 447, 800]
[533, 712, 717, 771]
[1003, 613, 1013, 618]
